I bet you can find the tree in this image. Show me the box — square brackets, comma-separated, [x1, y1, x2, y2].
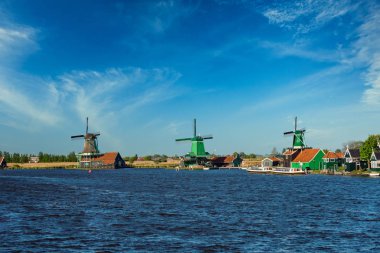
[129, 154, 138, 163]
[343, 141, 363, 150]
[271, 147, 279, 156]
[360, 134, 380, 168]
[335, 148, 342, 153]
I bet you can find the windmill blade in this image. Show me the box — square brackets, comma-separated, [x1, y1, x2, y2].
[93, 132, 101, 136]
[86, 117, 89, 134]
[175, 137, 192, 142]
[284, 131, 295, 135]
[299, 128, 306, 133]
[201, 135, 213, 139]
[71, 134, 85, 139]
[294, 116, 297, 131]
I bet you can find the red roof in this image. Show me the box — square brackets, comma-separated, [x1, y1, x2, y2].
[336, 152, 344, 158]
[323, 151, 339, 159]
[293, 149, 322, 163]
[210, 156, 234, 163]
[94, 152, 119, 165]
[269, 156, 282, 162]
[283, 149, 296, 155]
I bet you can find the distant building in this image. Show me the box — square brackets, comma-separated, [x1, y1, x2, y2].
[291, 149, 325, 170]
[261, 157, 283, 167]
[283, 149, 301, 167]
[0, 156, 7, 168]
[322, 151, 344, 171]
[370, 150, 380, 171]
[29, 156, 39, 163]
[344, 147, 368, 171]
[79, 152, 126, 169]
[210, 154, 242, 167]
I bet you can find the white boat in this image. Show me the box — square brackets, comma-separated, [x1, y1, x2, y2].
[369, 172, 380, 177]
[246, 166, 273, 174]
[271, 167, 306, 175]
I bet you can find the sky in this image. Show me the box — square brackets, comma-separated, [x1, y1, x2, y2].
[0, 0, 379, 156]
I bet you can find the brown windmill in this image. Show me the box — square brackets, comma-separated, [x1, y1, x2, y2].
[71, 117, 100, 154]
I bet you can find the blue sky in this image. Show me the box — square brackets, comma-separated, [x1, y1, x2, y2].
[0, 0, 379, 156]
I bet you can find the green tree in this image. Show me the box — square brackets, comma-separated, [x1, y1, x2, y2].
[360, 134, 380, 169]
[335, 148, 342, 153]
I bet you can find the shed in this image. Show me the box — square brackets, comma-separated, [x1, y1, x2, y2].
[261, 157, 283, 167]
[210, 154, 242, 167]
[93, 152, 126, 169]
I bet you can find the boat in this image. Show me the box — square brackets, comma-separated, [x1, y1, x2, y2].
[369, 172, 380, 177]
[271, 167, 306, 175]
[246, 166, 273, 174]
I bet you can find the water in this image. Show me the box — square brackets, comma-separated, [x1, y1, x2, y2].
[0, 169, 379, 252]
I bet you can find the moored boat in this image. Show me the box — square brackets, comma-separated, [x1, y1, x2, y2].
[246, 166, 273, 174]
[369, 172, 380, 177]
[271, 167, 306, 175]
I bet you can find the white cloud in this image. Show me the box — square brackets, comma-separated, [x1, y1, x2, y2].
[263, 0, 356, 34]
[356, 8, 380, 106]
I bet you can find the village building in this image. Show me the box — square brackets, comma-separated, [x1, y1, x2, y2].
[29, 156, 39, 163]
[0, 156, 7, 168]
[343, 147, 368, 171]
[261, 157, 283, 167]
[210, 154, 243, 167]
[291, 148, 325, 170]
[79, 152, 126, 169]
[283, 149, 301, 167]
[370, 150, 380, 171]
[322, 151, 344, 171]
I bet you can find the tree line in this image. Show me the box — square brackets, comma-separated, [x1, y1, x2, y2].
[0, 151, 78, 163]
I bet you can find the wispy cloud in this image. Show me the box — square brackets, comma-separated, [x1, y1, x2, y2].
[356, 7, 380, 106]
[263, 0, 357, 34]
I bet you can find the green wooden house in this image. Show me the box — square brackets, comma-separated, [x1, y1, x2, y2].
[291, 148, 325, 170]
[322, 151, 344, 171]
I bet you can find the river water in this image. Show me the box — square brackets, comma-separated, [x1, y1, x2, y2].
[0, 169, 379, 252]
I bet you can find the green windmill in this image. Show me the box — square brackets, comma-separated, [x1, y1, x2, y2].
[176, 119, 213, 165]
[284, 117, 306, 149]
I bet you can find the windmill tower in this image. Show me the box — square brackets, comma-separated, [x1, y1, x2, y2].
[176, 119, 213, 165]
[284, 117, 306, 150]
[71, 117, 102, 167]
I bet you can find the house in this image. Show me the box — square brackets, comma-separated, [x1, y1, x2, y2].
[261, 157, 283, 167]
[79, 152, 126, 169]
[282, 149, 301, 167]
[344, 147, 368, 171]
[29, 156, 39, 163]
[0, 156, 7, 168]
[291, 149, 325, 170]
[210, 154, 243, 167]
[370, 150, 380, 171]
[322, 151, 344, 171]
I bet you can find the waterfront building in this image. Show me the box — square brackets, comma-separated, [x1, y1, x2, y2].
[291, 149, 325, 170]
[79, 152, 126, 169]
[370, 151, 380, 171]
[322, 151, 344, 171]
[0, 156, 7, 168]
[261, 157, 283, 167]
[210, 154, 243, 167]
[343, 147, 368, 171]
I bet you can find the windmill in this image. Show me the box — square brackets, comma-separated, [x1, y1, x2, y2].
[176, 119, 213, 165]
[71, 117, 100, 154]
[284, 117, 306, 150]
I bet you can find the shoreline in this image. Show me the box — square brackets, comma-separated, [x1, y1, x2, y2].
[1, 163, 378, 177]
